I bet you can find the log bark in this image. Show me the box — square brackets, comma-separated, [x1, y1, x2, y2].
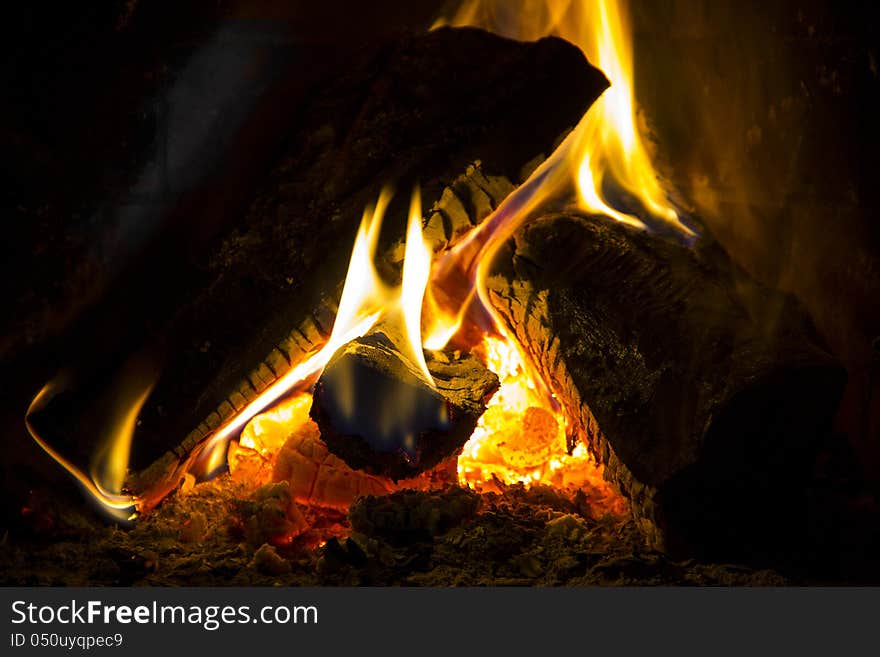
[131, 27, 607, 474]
[311, 325, 499, 480]
[487, 212, 847, 561]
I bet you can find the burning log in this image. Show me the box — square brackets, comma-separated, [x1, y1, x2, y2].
[311, 323, 499, 480]
[134, 26, 608, 477]
[487, 212, 847, 560]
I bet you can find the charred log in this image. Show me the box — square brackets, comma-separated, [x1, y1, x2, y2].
[311, 325, 498, 480]
[487, 212, 847, 562]
[132, 27, 607, 474]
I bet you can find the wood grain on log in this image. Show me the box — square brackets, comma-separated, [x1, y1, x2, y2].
[487, 212, 847, 561]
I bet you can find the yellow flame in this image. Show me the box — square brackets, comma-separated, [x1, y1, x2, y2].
[419, 0, 658, 508]
[421, 0, 700, 362]
[243, 393, 312, 456]
[571, 1, 685, 227]
[193, 186, 437, 473]
[25, 375, 153, 522]
[398, 186, 436, 385]
[328, 189, 391, 348]
[421, 272, 469, 351]
[90, 383, 153, 504]
[434, 0, 692, 236]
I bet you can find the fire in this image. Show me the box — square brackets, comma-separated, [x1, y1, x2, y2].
[24, 185, 434, 518]
[433, 0, 693, 236]
[29, 0, 687, 522]
[457, 335, 564, 486]
[454, 336, 624, 513]
[227, 393, 314, 486]
[423, 1, 697, 382]
[571, 0, 680, 226]
[428, 0, 694, 499]
[400, 187, 437, 386]
[24, 374, 153, 522]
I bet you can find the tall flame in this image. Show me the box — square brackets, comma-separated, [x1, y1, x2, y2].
[186, 186, 436, 478]
[434, 0, 692, 237]
[399, 187, 436, 385]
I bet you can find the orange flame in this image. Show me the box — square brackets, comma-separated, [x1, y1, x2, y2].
[25, 374, 153, 522]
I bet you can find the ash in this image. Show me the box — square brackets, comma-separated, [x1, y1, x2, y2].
[0, 476, 784, 586]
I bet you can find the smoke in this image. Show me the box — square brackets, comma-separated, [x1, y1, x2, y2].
[95, 23, 288, 272]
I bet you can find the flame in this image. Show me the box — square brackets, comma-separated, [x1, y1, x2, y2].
[421, 298, 464, 352]
[190, 186, 435, 477]
[399, 187, 436, 385]
[90, 383, 153, 508]
[571, 1, 685, 228]
[194, 192, 390, 462]
[425, 0, 682, 505]
[26, 185, 438, 518]
[147, 0, 670, 509]
[25, 375, 154, 522]
[34, 0, 677, 520]
[434, 0, 693, 237]
[420, 1, 698, 395]
[241, 393, 313, 456]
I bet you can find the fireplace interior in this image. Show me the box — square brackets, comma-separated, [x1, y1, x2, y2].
[2, 0, 879, 586]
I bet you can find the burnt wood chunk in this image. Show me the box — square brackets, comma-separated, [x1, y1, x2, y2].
[132, 27, 607, 469]
[311, 325, 499, 480]
[487, 212, 847, 561]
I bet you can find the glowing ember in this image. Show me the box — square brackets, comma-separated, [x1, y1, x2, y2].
[229, 391, 448, 513]
[227, 393, 314, 486]
[457, 335, 613, 499]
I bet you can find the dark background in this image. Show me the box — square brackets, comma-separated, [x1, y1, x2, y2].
[1, 0, 878, 553]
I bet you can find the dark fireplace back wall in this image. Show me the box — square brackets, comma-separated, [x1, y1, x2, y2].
[1, 0, 878, 526]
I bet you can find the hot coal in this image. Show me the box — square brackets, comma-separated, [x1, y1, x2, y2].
[311, 325, 498, 480]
